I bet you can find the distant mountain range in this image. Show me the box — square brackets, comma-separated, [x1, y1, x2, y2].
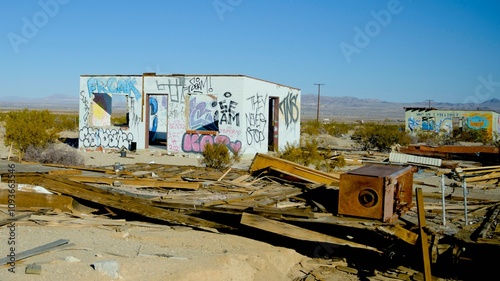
[1, 94, 499, 121]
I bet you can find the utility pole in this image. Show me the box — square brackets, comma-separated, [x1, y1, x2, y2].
[426, 99, 433, 109]
[314, 83, 324, 122]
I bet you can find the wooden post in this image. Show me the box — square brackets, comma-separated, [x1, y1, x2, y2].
[416, 187, 432, 280]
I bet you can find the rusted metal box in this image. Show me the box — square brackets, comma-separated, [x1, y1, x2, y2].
[338, 164, 414, 222]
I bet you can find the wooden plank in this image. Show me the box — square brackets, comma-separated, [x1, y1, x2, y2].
[0, 190, 96, 214]
[416, 188, 432, 280]
[463, 171, 500, 182]
[241, 212, 382, 253]
[47, 169, 82, 176]
[203, 188, 302, 207]
[377, 225, 418, 245]
[14, 174, 231, 231]
[0, 239, 71, 265]
[66, 175, 200, 190]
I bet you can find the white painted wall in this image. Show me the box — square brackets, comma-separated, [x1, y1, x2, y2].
[80, 74, 301, 156]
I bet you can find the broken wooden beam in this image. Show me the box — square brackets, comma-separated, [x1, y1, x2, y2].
[0, 239, 71, 265]
[13, 173, 232, 231]
[249, 153, 340, 185]
[66, 175, 201, 190]
[240, 212, 382, 253]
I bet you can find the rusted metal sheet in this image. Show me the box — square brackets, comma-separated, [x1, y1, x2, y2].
[249, 153, 340, 185]
[338, 164, 414, 222]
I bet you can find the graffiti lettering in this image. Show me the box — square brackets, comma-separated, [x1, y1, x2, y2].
[156, 78, 185, 103]
[185, 77, 213, 94]
[279, 92, 299, 128]
[182, 133, 241, 154]
[87, 77, 141, 100]
[219, 99, 240, 126]
[79, 127, 134, 149]
[245, 93, 267, 145]
[245, 128, 265, 145]
[80, 91, 89, 125]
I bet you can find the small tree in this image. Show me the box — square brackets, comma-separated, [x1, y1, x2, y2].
[4, 109, 61, 160]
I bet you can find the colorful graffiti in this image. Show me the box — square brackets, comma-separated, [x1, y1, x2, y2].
[91, 93, 112, 126]
[87, 77, 141, 100]
[189, 95, 218, 131]
[79, 127, 134, 149]
[245, 93, 267, 145]
[182, 133, 241, 154]
[279, 92, 299, 128]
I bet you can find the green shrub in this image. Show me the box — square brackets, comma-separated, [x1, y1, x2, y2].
[276, 140, 336, 171]
[4, 109, 61, 160]
[352, 123, 410, 152]
[324, 121, 353, 137]
[201, 142, 236, 170]
[301, 120, 323, 135]
[54, 113, 79, 131]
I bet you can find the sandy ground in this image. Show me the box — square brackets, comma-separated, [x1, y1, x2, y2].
[0, 130, 363, 281]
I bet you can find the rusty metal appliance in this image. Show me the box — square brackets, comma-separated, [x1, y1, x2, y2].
[338, 164, 414, 222]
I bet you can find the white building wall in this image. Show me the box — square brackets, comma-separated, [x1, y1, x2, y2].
[79, 74, 301, 155]
[241, 77, 301, 154]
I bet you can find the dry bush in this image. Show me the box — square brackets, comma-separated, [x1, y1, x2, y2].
[24, 144, 84, 166]
[201, 142, 236, 170]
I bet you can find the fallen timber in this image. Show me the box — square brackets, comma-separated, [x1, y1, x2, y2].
[3, 155, 500, 280]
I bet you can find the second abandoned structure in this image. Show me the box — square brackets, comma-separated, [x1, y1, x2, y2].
[78, 73, 301, 156]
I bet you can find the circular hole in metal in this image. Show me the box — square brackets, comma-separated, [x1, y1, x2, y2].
[358, 189, 378, 208]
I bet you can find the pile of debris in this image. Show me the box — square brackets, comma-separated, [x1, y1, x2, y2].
[2, 152, 500, 280]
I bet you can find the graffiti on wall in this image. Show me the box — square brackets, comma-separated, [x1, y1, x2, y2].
[218, 92, 240, 126]
[189, 95, 218, 131]
[156, 78, 186, 103]
[87, 77, 141, 100]
[91, 93, 112, 126]
[182, 133, 241, 154]
[80, 91, 90, 125]
[245, 93, 267, 145]
[149, 95, 168, 142]
[279, 92, 299, 128]
[79, 127, 134, 149]
[185, 77, 213, 94]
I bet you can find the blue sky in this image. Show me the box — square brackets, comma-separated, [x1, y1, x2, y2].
[1, 0, 499, 103]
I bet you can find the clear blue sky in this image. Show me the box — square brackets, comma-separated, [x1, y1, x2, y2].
[1, 0, 499, 103]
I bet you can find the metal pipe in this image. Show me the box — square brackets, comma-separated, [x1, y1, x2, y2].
[462, 177, 468, 225]
[441, 174, 446, 226]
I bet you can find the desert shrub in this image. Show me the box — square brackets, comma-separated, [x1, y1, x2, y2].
[24, 144, 84, 165]
[330, 154, 346, 169]
[4, 109, 61, 160]
[276, 140, 335, 171]
[54, 114, 79, 131]
[452, 127, 489, 144]
[201, 142, 238, 170]
[301, 120, 323, 136]
[352, 123, 410, 152]
[324, 121, 353, 137]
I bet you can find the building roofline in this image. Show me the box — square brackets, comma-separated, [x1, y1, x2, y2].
[80, 73, 300, 91]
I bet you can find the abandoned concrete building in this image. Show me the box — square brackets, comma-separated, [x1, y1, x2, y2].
[404, 107, 500, 140]
[78, 73, 301, 155]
